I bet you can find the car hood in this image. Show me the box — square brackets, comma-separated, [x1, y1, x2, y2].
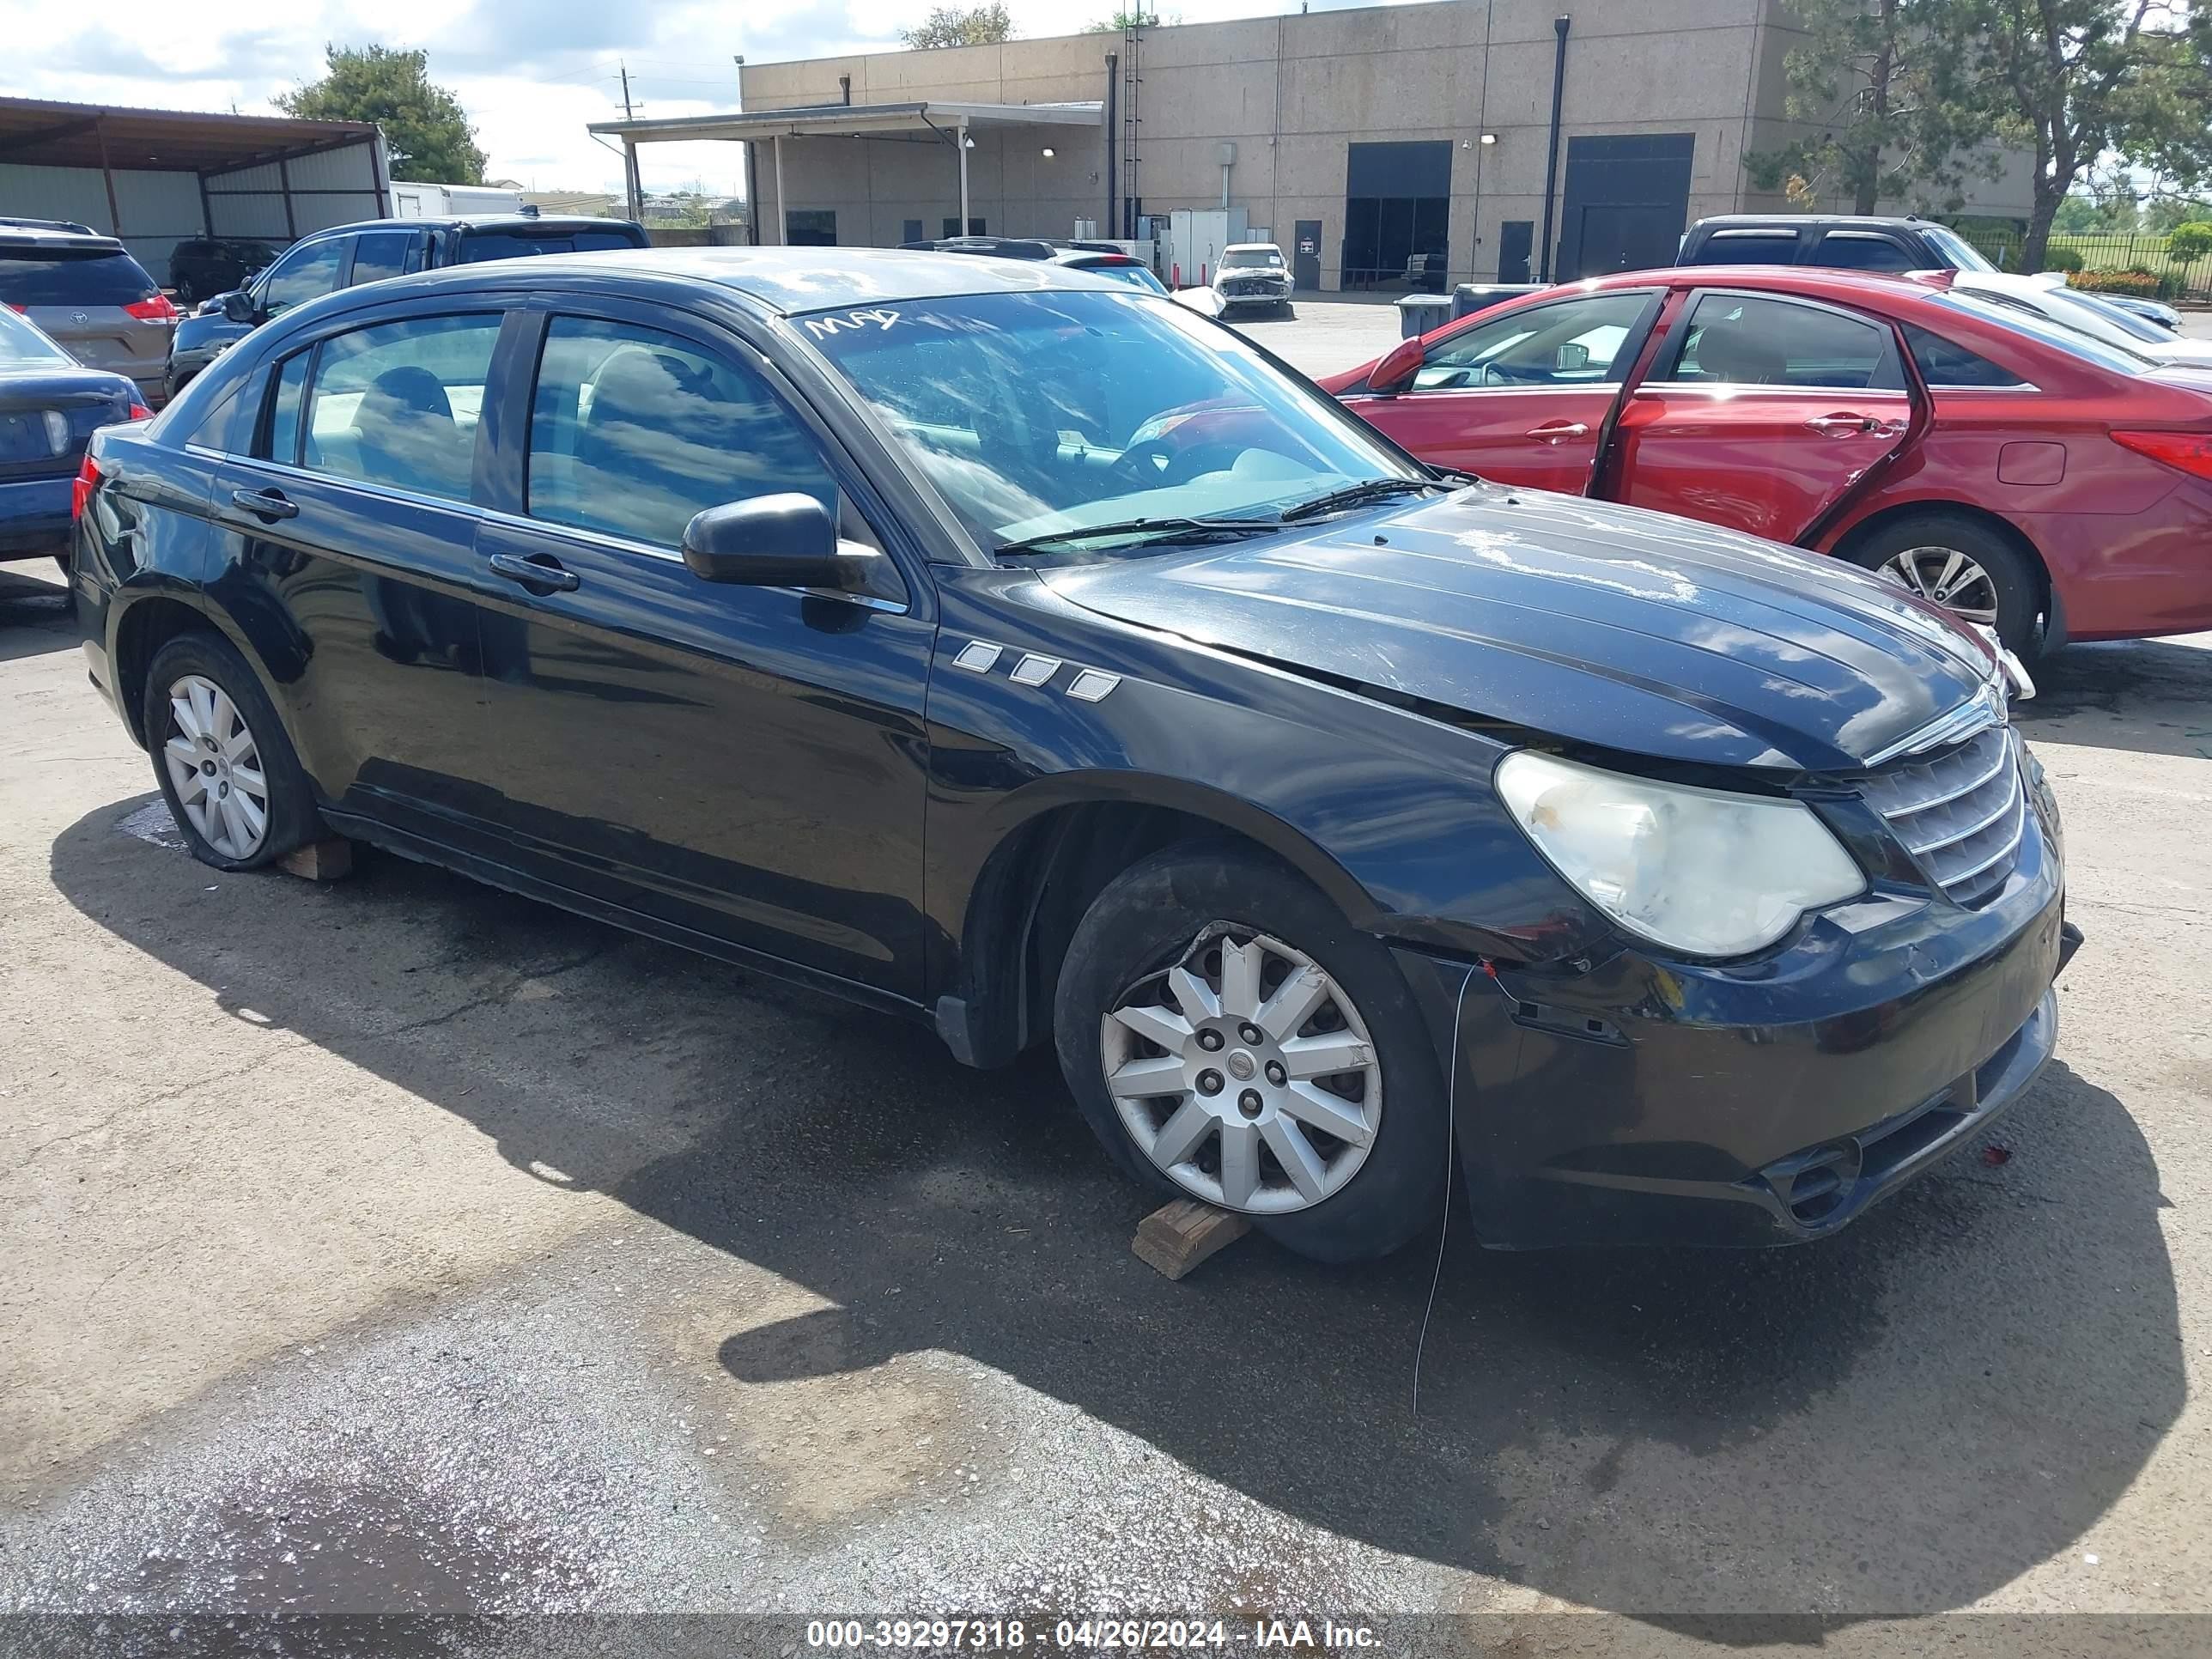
[1033, 485, 1996, 773]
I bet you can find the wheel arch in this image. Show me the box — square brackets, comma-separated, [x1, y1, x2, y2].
[939, 775, 1378, 1069]
[112, 592, 228, 749]
[1822, 498, 2052, 615]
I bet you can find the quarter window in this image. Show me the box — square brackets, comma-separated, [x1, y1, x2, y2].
[1657, 293, 1904, 391]
[1901, 324, 2033, 389]
[1412, 292, 1651, 391]
[525, 316, 838, 549]
[298, 314, 502, 502]
[258, 240, 345, 316]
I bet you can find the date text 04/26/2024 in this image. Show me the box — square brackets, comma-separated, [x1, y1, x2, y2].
[805, 1618, 1382, 1650]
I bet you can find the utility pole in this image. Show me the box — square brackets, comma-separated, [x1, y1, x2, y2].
[619, 59, 642, 222]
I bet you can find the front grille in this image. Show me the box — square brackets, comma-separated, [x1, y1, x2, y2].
[1858, 723, 2026, 906]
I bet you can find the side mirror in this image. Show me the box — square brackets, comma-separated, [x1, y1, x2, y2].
[1554, 341, 1590, 372]
[1367, 336, 1427, 396]
[220, 290, 255, 324]
[681, 493, 878, 591]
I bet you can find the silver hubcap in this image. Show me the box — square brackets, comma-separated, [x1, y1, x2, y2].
[1100, 928, 1382, 1215]
[1880, 545, 2000, 627]
[161, 673, 269, 859]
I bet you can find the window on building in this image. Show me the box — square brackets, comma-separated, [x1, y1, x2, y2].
[943, 217, 986, 239]
[299, 313, 502, 502]
[902, 218, 925, 243]
[1658, 293, 1904, 390]
[786, 210, 837, 247]
[525, 316, 837, 548]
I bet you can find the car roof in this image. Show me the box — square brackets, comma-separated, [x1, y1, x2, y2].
[370, 245, 1134, 315]
[1578, 264, 1941, 301]
[296, 214, 643, 240]
[1223, 242, 1282, 252]
[1692, 214, 1929, 233]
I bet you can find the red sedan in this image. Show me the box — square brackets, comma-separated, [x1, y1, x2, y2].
[1320, 266, 2212, 654]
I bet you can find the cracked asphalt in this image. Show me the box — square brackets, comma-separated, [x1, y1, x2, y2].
[3, 304, 2211, 1657]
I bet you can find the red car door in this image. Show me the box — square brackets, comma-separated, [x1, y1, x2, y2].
[1339, 289, 1664, 495]
[1602, 288, 1919, 544]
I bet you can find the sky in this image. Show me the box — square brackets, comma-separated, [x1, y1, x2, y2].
[0, 0, 1396, 199]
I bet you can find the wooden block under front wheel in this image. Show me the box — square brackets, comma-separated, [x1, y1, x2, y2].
[278, 836, 354, 882]
[1133, 1197, 1250, 1281]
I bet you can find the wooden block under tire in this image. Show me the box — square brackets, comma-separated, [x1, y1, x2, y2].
[277, 836, 354, 882]
[1133, 1197, 1250, 1280]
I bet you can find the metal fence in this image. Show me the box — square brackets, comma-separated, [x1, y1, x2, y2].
[1954, 228, 2212, 297]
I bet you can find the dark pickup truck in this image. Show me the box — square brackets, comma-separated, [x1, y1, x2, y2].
[165, 213, 650, 399]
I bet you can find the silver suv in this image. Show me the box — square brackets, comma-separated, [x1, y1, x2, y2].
[0, 220, 176, 404]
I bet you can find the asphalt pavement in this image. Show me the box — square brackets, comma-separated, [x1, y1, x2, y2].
[1, 303, 2209, 1657]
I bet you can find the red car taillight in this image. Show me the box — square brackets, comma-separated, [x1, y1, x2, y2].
[123, 294, 178, 323]
[2113, 429, 2212, 482]
[128, 403, 151, 421]
[70, 454, 101, 522]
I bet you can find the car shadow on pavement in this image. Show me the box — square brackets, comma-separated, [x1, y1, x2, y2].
[2013, 637, 2212, 763]
[0, 568, 77, 660]
[47, 799, 2185, 1622]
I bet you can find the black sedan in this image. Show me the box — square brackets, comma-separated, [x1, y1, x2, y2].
[71, 248, 2074, 1260]
[0, 306, 143, 574]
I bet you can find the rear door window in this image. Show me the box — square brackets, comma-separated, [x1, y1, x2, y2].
[1657, 292, 1905, 390]
[348, 231, 415, 287]
[1688, 229, 1802, 264]
[0, 246, 159, 306]
[457, 228, 647, 262]
[297, 313, 502, 502]
[1812, 232, 1918, 272]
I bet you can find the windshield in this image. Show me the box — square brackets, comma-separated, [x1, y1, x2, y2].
[1922, 224, 1996, 272]
[1930, 291, 2154, 374]
[1223, 247, 1284, 269]
[0, 306, 71, 366]
[2063, 290, 2167, 343]
[802, 289, 1419, 553]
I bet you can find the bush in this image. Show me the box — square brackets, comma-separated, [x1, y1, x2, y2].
[2041, 246, 2085, 273]
[2168, 222, 2212, 264]
[2071, 266, 2181, 301]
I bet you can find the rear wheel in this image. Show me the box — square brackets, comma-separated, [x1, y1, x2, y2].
[1054, 843, 1450, 1262]
[143, 632, 318, 872]
[1843, 513, 2043, 659]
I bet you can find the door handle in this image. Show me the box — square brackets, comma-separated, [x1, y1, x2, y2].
[228, 486, 297, 520]
[1526, 420, 1590, 444]
[1806, 414, 1875, 439]
[487, 551, 580, 592]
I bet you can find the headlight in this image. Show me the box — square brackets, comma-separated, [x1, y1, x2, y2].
[1496, 750, 1866, 957]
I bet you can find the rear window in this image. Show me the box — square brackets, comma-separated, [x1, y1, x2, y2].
[0, 307, 71, 366]
[1689, 229, 1801, 264]
[458, 228, 646, 262]
[0, 246, 158, 306]
[1927, 292, 2152, 375]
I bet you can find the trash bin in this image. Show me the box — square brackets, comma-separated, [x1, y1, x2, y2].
[1396, 294, 1453, 339]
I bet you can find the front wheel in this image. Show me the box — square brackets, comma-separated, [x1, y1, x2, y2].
[1843, 514, 2043, 659]
[1054, 844, 1450, 1262]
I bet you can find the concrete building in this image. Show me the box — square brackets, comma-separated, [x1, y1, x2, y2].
[594, 0, 2033, 292]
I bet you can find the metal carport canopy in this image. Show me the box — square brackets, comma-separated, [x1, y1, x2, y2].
[587, 100, 1104, 246]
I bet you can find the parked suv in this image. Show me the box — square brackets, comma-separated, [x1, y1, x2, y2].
[75, 247, 2074, 1260]
[0, 222, 177, 404]
[1678, 214, 2002, 276]
[167, 238, 281, 306]
[164, 213, 650, 398]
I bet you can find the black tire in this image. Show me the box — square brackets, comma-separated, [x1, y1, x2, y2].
[52, 550, 70, 580]
[1053, 842, 1450, 1262]
[143, 630, 319, 872]
[1278, 301, 1296, 319]
[1842, 512, 2044, 659]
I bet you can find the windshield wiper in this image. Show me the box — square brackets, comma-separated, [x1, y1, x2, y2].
[1276, 477, 1450, 523]
[994, 516, 1283, 558]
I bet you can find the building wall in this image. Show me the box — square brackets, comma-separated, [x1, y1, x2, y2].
[0, 138, 386, 276]
[744, 0, 2034, 289]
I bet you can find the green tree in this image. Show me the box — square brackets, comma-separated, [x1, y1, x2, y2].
[1747, 0, 1986, 215]
[899, 3, 1015, 47]
[1085, 8, 1165, 28]
[2169, 221, 2212, 260]
[276, 45, 486, 184]
[1967, 0, 2212, 269]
